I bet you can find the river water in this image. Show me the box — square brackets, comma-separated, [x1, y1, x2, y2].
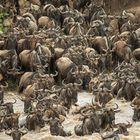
[0, 91, 140, 140]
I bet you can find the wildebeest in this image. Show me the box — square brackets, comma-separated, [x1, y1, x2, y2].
[26, 110, 45, 131]
[19, 50, 44, 71]
[5, 127, 28, 140]
[55, 79, 82, 109]
[55, 57, 77, 83]
[45, 116, 71, 136]
[93, 84, 113, 106]
[2, 113, 19, 130]
[112, 40, 132, 63]
[1, 99, 16, 115]
[74, 109, 101, 136]
[101, 122, 132, 139]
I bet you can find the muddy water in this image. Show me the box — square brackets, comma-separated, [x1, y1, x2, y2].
[0, 92, 140, 140]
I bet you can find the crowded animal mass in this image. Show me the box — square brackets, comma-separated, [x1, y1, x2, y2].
[0, 0, 140, 140]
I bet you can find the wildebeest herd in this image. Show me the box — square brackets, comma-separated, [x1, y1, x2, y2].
[0, 0, 140, 140]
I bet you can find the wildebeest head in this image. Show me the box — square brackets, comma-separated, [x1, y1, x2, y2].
[114, 121, 132, 136]
[5, 127, 28, 140]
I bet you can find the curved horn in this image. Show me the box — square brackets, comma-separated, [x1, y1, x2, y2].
[92, 98, 102, 108]
[3, 99, 17, 105]
[30, 93, 36, 100]
[50, 71, 58, 77]
[104, 87, 112, 92]
[130, 103, 135, 108]
[62, 79, 67, 86]
[92, 69, 98, 75]
[0, 82, 8, 88]
[93, 85, 99, 92]
[5, 130, 12, 135]
[125, 121, 132, 128]
[113, 103, 119, 110]
[38, 73, 48, 78]
[11, 99, 17, 104]
[81, 108, 94, 117]
[74, 79, 83, 86]
[37, 95, 44, 102]
[20, 128, 28, 134]
[51, 85, 61, 94]
[71, 66, 78, 75]
[43, 63, 49, 68]
[120, 73, 126, 80]
[43, 117, 51, 123]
